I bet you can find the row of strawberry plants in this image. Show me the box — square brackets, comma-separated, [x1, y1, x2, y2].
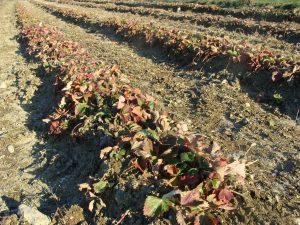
[16, 3, 246, 224]
[33, 0, 300, 84]
[71, 0, 300, 45]
[74, 0, 300, 24]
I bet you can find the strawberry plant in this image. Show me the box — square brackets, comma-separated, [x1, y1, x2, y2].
[34, 0, 300, 84]
[108, 0, 300, 24]
[17, 2, 248, 224]
[72, 0, 300, 44]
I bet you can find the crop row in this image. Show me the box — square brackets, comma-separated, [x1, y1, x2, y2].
[68, 0, 300, 45]
[33, 0, 300, 84]
[73, 0, 300, 24]
[16, 2, 246, 224]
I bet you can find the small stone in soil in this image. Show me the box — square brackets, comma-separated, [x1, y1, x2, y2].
[18, 204, 50, 225]
[294, 218, 300, 225]
[7, 145, 14, 153]
[0, 82, 7, 89]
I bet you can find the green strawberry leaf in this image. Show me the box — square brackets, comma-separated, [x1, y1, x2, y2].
[143, 196, 171, 217]
[93, 180, 108, 194]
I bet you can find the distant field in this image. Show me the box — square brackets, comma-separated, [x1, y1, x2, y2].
[255, 0, 299, 3]
[210, 0, 300, 4]
[156, 0, 300, 8]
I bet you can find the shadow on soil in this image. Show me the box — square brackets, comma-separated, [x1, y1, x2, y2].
[101, 7, 299, 45]
[45, 9, 300, 121]
[13, 35, 100, 222]
[11, 6, 300, 224]
[13, 34, 174, 225]
[0, 197, 19, 217]
[45, 9, 206, 115]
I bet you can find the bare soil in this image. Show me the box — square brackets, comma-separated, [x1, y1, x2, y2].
[50, 0, 300, 58]
[71, 0, 300, 45]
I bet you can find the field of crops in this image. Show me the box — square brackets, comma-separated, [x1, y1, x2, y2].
[0, 0, 299, 224]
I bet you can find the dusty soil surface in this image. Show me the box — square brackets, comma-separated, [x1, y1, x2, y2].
[0, 0, 46, 218]
[1, 0, 299, 224]
[70, 0, 300, 45]
[40, 0, 300, 59]
[0, 0, 98, 224]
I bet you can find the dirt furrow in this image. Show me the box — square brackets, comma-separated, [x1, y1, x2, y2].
[68, 0, 300, 45]
[0, 1, 97, 224]
[21, 1, 300, 224]
[25, 0, 204, 124]
[104, 0, 300, 24]
[40, 0, 300, 60]
[0, 0, 49, 220]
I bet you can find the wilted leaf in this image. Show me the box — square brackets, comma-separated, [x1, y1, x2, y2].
[272, 71, 283, 82]
[132, 106, 143, 117]
[194, 214, 200, 225]
[206, 194, 217, 202]
[62, 81, 73, 91]
[209, 142, 221, 154]
[142, 138, 153, 152]
[79, 84, 88, 93]
[78, 183, 91, 191]
[131, 141, 143, 150]
[177, 121, 188, 133]
[158, 114, 171, 131]
[88, 200, 95, 212]
[196, 213, 220, 225]
[184, 134, 206, 153]
[133, 139, 153, 158]
[59, 96, 66, 107]
[212, 158, 228, 181]
[178, 174, 200, 188]
[218, 188, 233, 204]
[211, 46, 218, 53]
[100, 147, 113, 159]
[180, 188, 200, 206]
[218, 204, 235, 210]
[176, 211, 187, 225]
[50, 120, 61, 134]
[117, 95, 126, 109]
[143, 196, 170, 217]
[164, 164, 178, 176]
[132, 158, 148, 172]
[42, 118, 51, 123]
[227, 160, 246, 184]
[110, 64, 120, 74]
[51, 120, 60, 129]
